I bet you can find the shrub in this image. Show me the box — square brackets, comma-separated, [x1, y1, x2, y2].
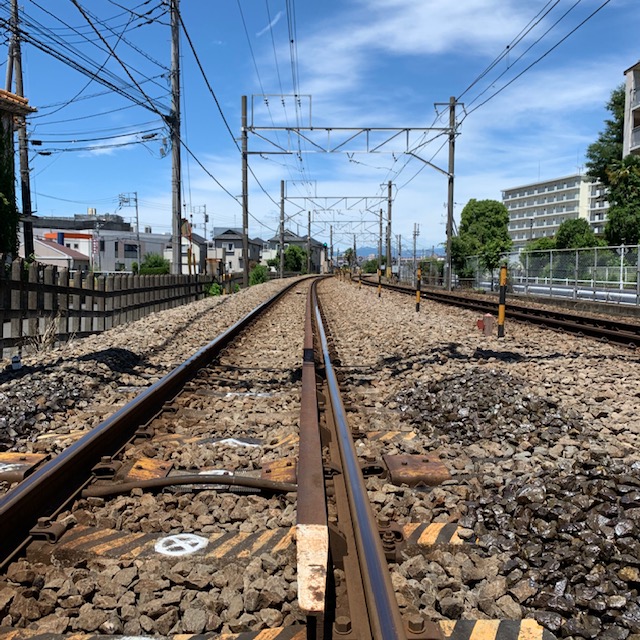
[249, 264, 269, 285]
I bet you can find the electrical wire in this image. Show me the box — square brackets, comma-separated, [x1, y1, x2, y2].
[462, 0, 612, 120]
[456, 0, 562, 101]
[69, 0, 168, 118]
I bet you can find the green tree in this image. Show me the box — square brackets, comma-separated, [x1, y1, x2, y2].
[284, 245, 306, 272]
[420, 256, 444, 284]
[342, 247, 355, 267]
[249, 264, 269, 285]
[555, 218, 601, 249]
[360, 258, 379, 274]
[139, 253, 170, 274]
[524, 236, 556, 252]
[585, 85, 625, 187]
[452, 199, 512, 284]
[604, 154, 640, 245]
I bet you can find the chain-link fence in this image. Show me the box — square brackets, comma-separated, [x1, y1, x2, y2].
[464, 245, 640, 305]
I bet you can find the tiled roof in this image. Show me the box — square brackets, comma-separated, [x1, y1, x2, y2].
[0, 89, 36, 116]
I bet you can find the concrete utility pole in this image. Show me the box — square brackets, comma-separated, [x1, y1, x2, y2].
[279, 180, 285, 278]
[353, 234, 357, 271]
[446, 96, 456, 291]
[170, 0, 182, 275]
[386, 181, 392, 279]
[378, 209, 383, 273]
[241, 96, 249, 287]
[306, 210, 311, 274]
[10, 0, 34, 259]
[330, 225, 333, 271]
[413, 223, 420, 279]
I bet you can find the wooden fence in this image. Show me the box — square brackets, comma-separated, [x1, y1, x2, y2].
[0, 259, 220, 356]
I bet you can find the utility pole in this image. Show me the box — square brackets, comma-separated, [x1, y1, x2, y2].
[170, 0, 182, 275]
[353, 234, 357, 271]
[446, 96, 456, 291]
[330, 225, 333, 272]
[396, 234, 402, 281]
[279, 180, 285, 278]
[10, 0, 34, 259]
[386, 181, 392, 279]
[306, 210, 311, 274]
[413, 223, 420, 279]
[241, 96, 249, 287]
[378, 209, 383, 274]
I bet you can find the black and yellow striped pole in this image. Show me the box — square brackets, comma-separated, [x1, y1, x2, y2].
[415, 267, 421, 312]
[359, 268, 362, 289]
[497, 264, 507, 338]
[377, 267, 381, 298]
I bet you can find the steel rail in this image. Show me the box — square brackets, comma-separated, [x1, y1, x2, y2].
[358, 276, 640, 347]
[312, 286, 408, 640]
[0, 280, 298, 568]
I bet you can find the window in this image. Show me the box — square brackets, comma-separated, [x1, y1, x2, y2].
[227, 242, 234, 251]
[124, 244, 138, 258]
[99, 240, 105, 252]
[114, 241, 119, 255]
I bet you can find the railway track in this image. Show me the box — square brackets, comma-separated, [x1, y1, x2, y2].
[0, 275, 604, 639]
[356, 275, 640, 347]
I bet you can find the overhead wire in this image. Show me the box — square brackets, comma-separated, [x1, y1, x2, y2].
[69, 0, 169, 118]
[461, 0, 612, 120]
[177, 6, 281, 212]
[456, 0, 562, 101]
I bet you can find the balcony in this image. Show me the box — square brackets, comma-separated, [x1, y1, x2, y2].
[631, 126, 640, 151]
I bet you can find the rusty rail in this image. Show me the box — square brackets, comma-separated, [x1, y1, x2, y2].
[0, 281, 297, 568]
[312, 283, 410, 640]
[296, 280, 329, 614]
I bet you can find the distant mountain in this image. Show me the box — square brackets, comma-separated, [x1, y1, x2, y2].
[342, 246, 445, 259]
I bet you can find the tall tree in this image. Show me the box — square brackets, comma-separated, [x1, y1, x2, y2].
[585, 85, 625, 187]
[604, 154, 640, 244]
[555, 218, 601, 249]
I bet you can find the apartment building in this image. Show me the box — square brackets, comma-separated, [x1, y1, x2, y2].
[502, 174, 608, 251]
[623, 60, 640, 157]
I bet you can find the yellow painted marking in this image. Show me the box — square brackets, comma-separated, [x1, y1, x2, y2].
[206, 532, 251, 559]
[449, 528, 463, 544]
[519, 619, 546, 639]
[237, 530, 278, 558]
[63, 527, 114, 549]
[418, 522, 447, 545]
[402, 523, 421, 539]
[92, 531, 147, 555]
[439, 620, 457, 636]
[469, 619, 501, 639]
[272, 527, 295, 552]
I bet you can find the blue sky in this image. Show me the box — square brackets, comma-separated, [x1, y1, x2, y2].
[2, 0, 638, 254]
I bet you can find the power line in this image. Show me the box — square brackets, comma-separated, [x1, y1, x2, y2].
[69, 0, 168, 118]
[456, 0, 562, 101]
[462, 0, 612, 119]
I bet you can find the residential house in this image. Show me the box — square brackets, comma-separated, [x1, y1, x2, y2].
[210, 228, 261, 274]
[266, 229, 327, 273]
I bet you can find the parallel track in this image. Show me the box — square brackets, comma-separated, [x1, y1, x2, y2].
[357, 276, 640, 347]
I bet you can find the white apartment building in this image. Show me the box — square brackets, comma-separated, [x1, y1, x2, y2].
[623, 60, 640, 157]
[502, 174, 608, 251]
